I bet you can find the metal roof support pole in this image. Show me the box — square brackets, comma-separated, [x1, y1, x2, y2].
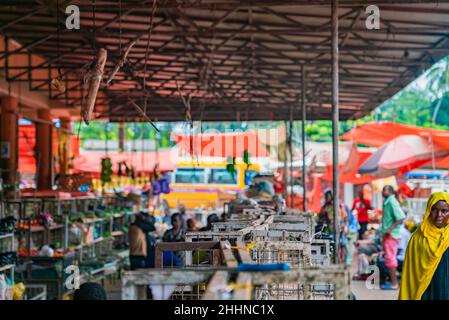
[289, 104, 294, 209]
[301, 64, 307, 212]
[331, 0, 340, 264]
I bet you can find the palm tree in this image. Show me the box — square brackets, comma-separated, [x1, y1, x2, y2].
[426, 56, 449, 123]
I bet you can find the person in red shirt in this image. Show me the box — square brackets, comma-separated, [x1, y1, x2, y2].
[352, 190, 372, 239]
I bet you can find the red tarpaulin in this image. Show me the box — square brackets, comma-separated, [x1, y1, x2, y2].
[358, 134, 449, 178]
[19, 124, 36, 174]
[341, 121, 449, 148]
[172, 132, 269, 158]
[72, 150, 175, 175]
[19, 124, 80, 175]
[341, 121, 449, 169]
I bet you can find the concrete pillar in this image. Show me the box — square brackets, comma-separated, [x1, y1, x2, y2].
[59, 117, 72, 175]
[0, 96, 19, 190]
[36, 109, 53, 190]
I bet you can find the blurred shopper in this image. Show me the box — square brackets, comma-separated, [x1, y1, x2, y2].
[162, 207, 172, 227]
[128, 212, 155, 270]
[163, 213, 185, 242]
[400, 192, 449, 300]
[378, 220, 411, 285]
[345, 204, 359, 265]
[178, 204, 189, 230]
[199, 213, 220, 231]
[338, 204, 350, 263]
[162, 213, 186, 265]
[318, 190, 334, 235]
[318, 190, 346, 237]
[354, 228, 382, 280]
[73, 282, 107, 300]
[380, 185, 406, 290]
[187, 218, 198, 232]
[352, 188, 372, 240]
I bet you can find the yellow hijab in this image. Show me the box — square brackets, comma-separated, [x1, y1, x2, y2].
[399, 192, 449, 300]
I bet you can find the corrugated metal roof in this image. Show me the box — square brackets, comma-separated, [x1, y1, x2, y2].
[1, 1, 449, 121]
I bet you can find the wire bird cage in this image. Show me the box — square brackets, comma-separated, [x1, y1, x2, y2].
[122, 270, 235, 300]
[185, 230, 248, 245]
[251, 228, 311, 242]
[310, 240, 331, 266]
[250, 266, 351, 300]
[155, 241, 228, 269]
[247, 214, 315, 243]
[250, 239, 331, 268]
[251, 241, 312, 268]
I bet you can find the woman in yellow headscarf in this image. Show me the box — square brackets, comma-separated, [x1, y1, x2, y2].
[399, 192, 449, 300]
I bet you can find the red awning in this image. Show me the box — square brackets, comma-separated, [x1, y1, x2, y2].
[18, 124, 80, 175]
[19, 124, 36, 175]
[172, 132, 269, 158]
[341, 121, 449, 169]
[341, 121, 449, 148]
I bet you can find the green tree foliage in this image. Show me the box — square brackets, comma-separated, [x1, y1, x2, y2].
[75, 121, 175, 148]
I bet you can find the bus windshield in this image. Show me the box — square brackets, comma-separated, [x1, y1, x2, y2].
[208, 168, 238, 185]
[174, 168, 206, 184]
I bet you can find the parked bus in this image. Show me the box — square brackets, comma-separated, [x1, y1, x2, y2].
[163, 161, 260, 209]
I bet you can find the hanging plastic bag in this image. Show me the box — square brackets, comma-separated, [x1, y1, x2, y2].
[152, 179, 162, 196]
[12, 282, 25, 300]
[159, 178, 170, 194]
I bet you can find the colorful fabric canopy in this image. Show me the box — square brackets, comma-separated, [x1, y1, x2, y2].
[341, 121, 449, 169]
[359, 135, 449, 178]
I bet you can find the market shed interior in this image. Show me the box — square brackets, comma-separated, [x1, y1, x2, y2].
[1, 0, 449, 300]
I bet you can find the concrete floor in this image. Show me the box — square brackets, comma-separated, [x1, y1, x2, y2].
[104, 278, 399, 300]
[351, 281, 398, 300]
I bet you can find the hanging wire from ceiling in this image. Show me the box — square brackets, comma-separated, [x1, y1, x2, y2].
[126, 0, 159, 133]
[92, 0, 96, 51]
[143, 0, 158, 114]
[51, 0, 65, 94]
[119, 0, 122, 55]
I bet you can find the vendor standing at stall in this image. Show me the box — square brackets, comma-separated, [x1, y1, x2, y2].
[128, 212, 155, 270]
[380, 185, 406, 290]
[352, 188, 372, 239]
[162, 213, 186, 266]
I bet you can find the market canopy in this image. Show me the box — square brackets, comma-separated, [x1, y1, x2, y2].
[2, 2, 449, 121]
[358, 134, 449, 178]
[341, 121, 449, 147]
[341, 121, 449, 168]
